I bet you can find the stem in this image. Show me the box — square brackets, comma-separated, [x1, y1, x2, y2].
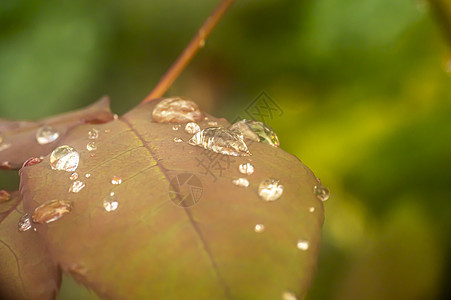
[142, 0, 236, 103]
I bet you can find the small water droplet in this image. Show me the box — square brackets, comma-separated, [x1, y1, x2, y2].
[152, 97, 203, 123]
[111, 176, 122, 185]
[50, 145, 79, 172]
[69, 181, 85, 193]
[0, 143, 11, 152]
[88, 128, 99, 139]
[238, 162, 254, 175]
[282, 291, 298, 300]
[36, 125, 59, 145]
[232, 178, 249, 187]
[172, 125, 181, 131]
[309, 206, 315, 213]
[314, 185, 330, 201]
[86, 141, 97, 151]
[189, 127, 250, 156]
[173, 137, 183, 143]
[69, 172, 78, 180]
[32, 200, 72, 224]
[85, 173, 91, 178]
[113, 114, 119, 120]
[296, 239, 309, 251]
[104, 129, 111, 133]
[254, 224, 265, 233]
[208, 121, 218, 126]
[18, 214, 32, 232]
[185, 122, 200, 134]
[103, 194, 118, 212]
[229, 119, 280, 147]
[0, 190, 11, 203]
[22, 157, 42, 168]
[258, 178, 283, 201]
[1, 161, 12, 170]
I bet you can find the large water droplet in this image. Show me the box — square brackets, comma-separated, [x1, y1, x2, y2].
[22, 157, 42, 168]
[189, 127, 250, 156]
[88, 128, 99, 139]
[296, 239, 309, 251]
[282, 291, 298, 300]
[185, 122, 200, 134]
[152, 97, 203, 123]
[229, 119, 279, 147]
[50, 145, 79, 172]
[69, 181, 85, 193]
[32, 200, 72, 224]
[0, 190, 11, 203]
[238, 162, 254, 175]
[111, 176, 122, 185]
[232, 178, 249, 187]
[258, 178, 283, 201]
[18, 214, 32, 232]
[36, 125, 59, 145]
[86, 141, 97, 151]
[103, 194, 118, 212]
[314, 185, 330, 201]
[254, 224, 265, 233]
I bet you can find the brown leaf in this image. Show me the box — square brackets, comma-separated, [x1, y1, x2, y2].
[0, 191, 61, 300]
[19, 99, 324, 299]
[0, 97, 114, 170]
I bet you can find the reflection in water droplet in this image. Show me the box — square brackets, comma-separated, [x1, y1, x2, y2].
[189, 127, 250, 156]
[309, 206, 315, 213]
[18, 214, 32, 232]
[185, 122, 200, 134]
[232, 178, 249, 187]
[88, 129, 99, 139]
[282, 291, 298, 300]
[50, 145, 79, 172]
[297, 240, 309, 251]
[173, 137, 183, 143]
[254, 224, 265, 233]
[69, 181, 85, 193]
[258, 178, 283, 201]
[103, 194, 118, 212]
[86, 142, 97, 151]
[36, 125, 59, 145]
[152, 97, 203, 123]
[229, 119, 280, 147]
[314, 185, 330, 201]
[22, 157, 42, 168]
[172, 125, 181, 131]
[69, 172, 78, 180]
[0, 190, 11, 203]
[111, 176, 122, 185]
[32, 200, 72, 224]
[239, 162, 254, 175]
[85, 173, 91, 178]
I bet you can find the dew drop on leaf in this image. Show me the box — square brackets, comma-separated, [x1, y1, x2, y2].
[184, 122, 200, 134]
[85, 173, 91, 178]
[18, 213, 32, 232]
[86, 141, 97, 151]
[0, 190, 11, 203]
[111, 176, 122, 185]
[36, 125, 59, 145]
[69, 181, 85, 193]
[238, 162, 254, 175]
[229, 119, 280, 147]
[254, 224, 265, 233]
[173, 137, 183, 143]
[296, 240, 309, 251]
[32, 199, 72, 224]
[282, 291, 298, 300]
[258, 178, 283, 201]
[313, 185, 330, 202]
[309, 206, 315, 213]
[232, 178, 249, 187]
[50, 145, 79, 172]
[188, 127, 250, 156]
[172, 125, 181, 131]
[22, 157, 42, 168]
[69, 172, 78, 181]
[152, 97, 203, 123]
[88, 128, 99, 139]
[103, 194, 118, 212]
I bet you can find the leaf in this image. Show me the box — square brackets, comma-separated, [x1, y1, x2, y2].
[0, 191, 61, 300]
[0, 97, 114, 170]
[18, 99, 324, 299]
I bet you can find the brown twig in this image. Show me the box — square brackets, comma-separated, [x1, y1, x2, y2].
[141, 0, 236, 103]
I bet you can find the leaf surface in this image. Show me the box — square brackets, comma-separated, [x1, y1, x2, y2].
[19, 99, 324, 300]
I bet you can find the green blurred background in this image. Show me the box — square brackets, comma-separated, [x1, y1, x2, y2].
[1, 0, 450, 299]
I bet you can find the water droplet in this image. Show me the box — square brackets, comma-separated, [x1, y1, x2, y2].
[173, 137, 183, 143]
[69, 172, 78, 180]
[152, 97, 203, 123]
[1, 161, 12, 170]
[69, 181, 85, 193]
[238, 162, 254, 175]
[103, 194, 118, 212]
[32, 200, 72, 224]
[0, 190, 11, 203]
[309, 206, 315, 213]
[314, 185, 330, 201]
[36, 125, 59, 145]
[111, 176, 122, 185]
[208, 121, 218, 126]
[296, 240, 309, 251]
[88, 128, 99, 139]
[113, 114, 119, 120]
[185, 122, 200, 134]
[104, 129, 111, 133]
[50, 145, 79, 172]
[0, 143, 11, 152]
[232, 178, 249, 187]
[282, 291, 298, 300]
[85, 173, 91, 178]
[258, 178, 283, 201]
[254, 224, 265, 233]
[229, 119, 280, 147]
[86, 141, 97, 151]
[18, 214, 32, 232]
[189, 127, 250, 156]
[172, 125, 181, 131]
[22, 157, 41, 168]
